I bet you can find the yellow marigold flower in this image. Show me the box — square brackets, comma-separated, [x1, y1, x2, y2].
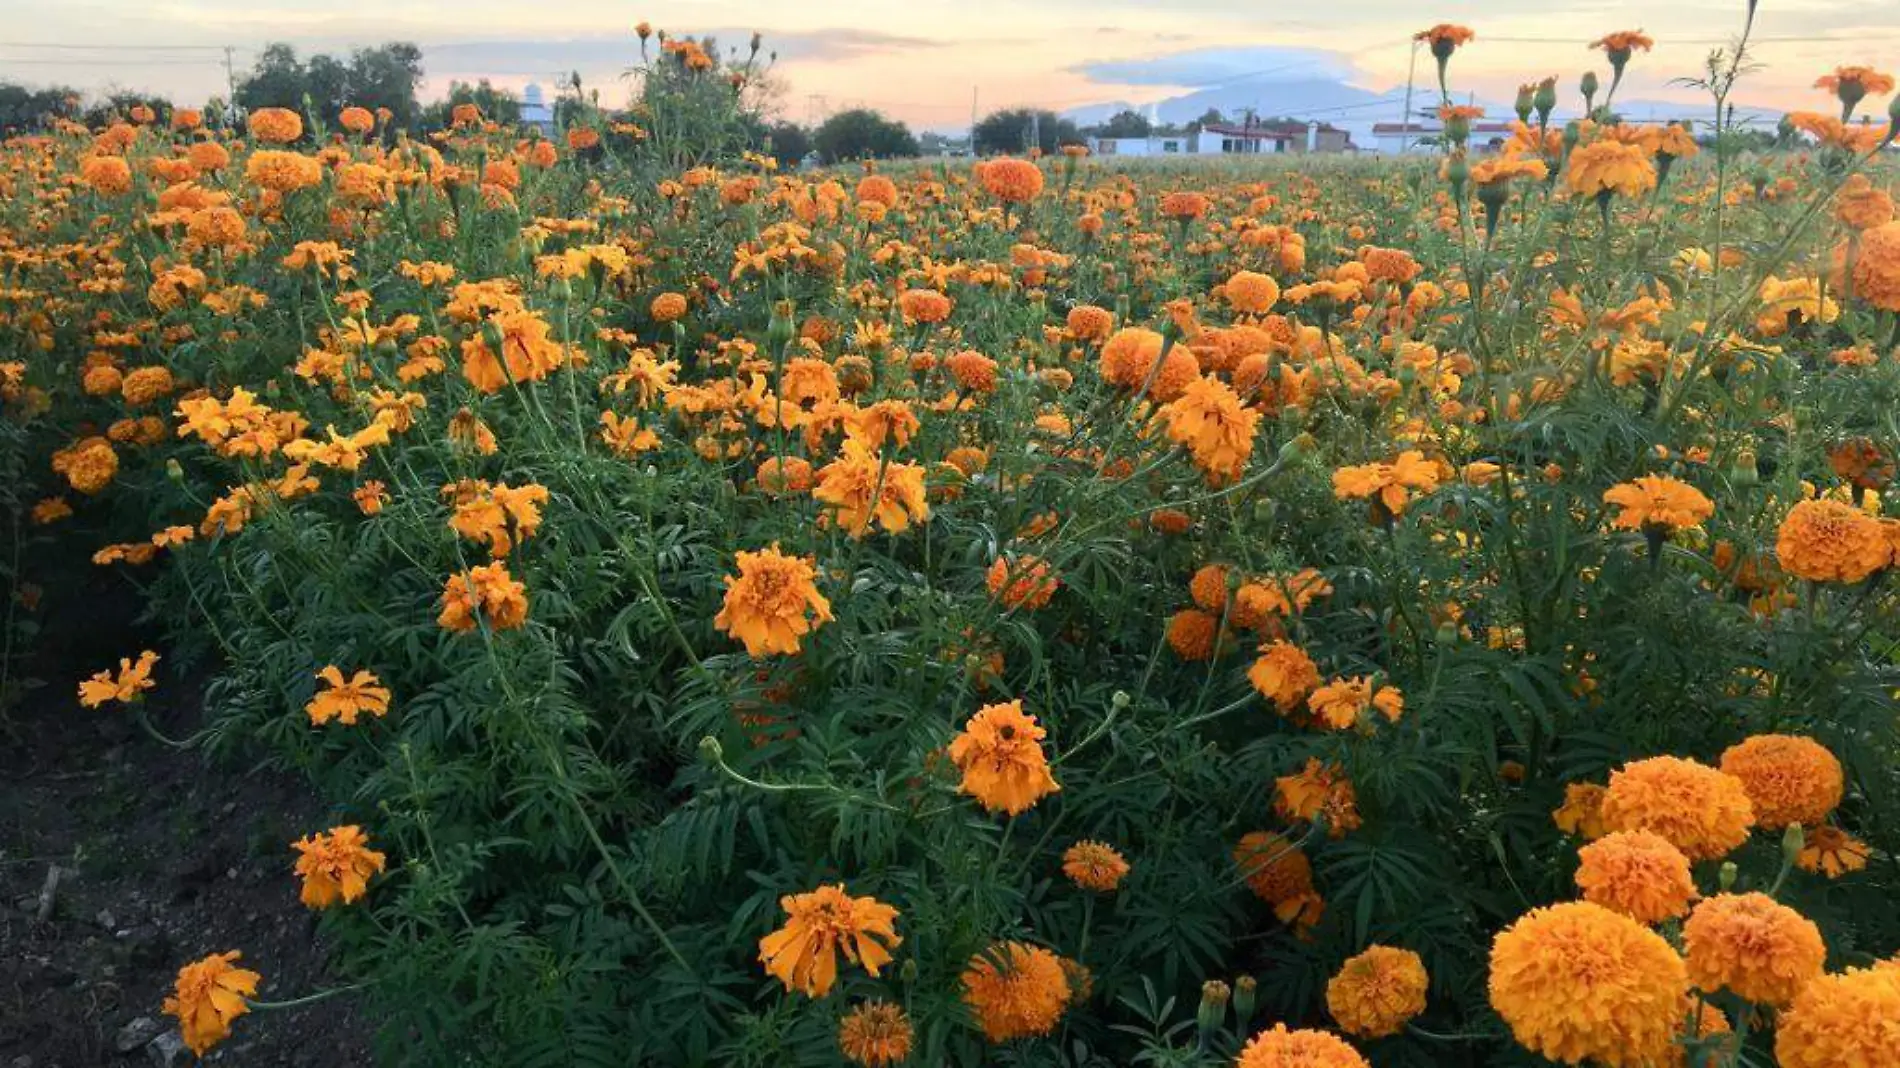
[712, 545, 833, 657]
[461, 309, 566, 394]
[1248, 641, 1321, 714]
[1307, 677, 1404, 731]
[1683, 892, 1826, 1006]
[961, 941, 1070, 1042]
[1275, 758, 1362, 837]
[1162, 376, 1260, 486]
[438, 562, 530, 633]
[1488, 901, 1686, 1068]
[1774, 962, 1900, 1067]
[162, 951, 260, 1055]
[292, 825, 386, 907]
[1797, 825, 1870, 878]
[813, 440, 931, 538]
[1574, 830, 1697, 924]
[1235, 1024, 1369, 1067]
[78, 650, 159, 708]
[837, 1000, 912, 1067]
[305, 666, 391, 726]
[1602, 475, 1714, 533]
[757, 884, 901, 998]
[1332, 450, 1440, 518]
[1061, 841, 1130, 892]
[1599, 756, 1755, 861]
[1776, 498, 1892, 583]
[1717, 734, 1843, 830]
[987, 555, 1059, 610]
[948, 700, 1060, 816]
[1566, 141, 1657, 201]
[1326, 945, 1428, 1039]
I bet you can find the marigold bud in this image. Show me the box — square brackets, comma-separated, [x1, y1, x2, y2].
[697, 735, 724, 766]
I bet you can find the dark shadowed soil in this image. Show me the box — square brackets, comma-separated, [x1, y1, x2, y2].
[0, 572, 369, 1067]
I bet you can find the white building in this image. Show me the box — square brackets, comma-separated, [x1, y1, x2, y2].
[1089, 121, 1350, 158]
[521, 84, 555, 137]
[1369, 121, 1516, 155]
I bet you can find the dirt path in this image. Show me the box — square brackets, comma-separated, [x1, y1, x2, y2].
[0, 574, 369, 1067]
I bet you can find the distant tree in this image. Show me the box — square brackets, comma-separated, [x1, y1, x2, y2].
[235, 42, 423, 134]
[1093, 109, 1152, 139]
[1188, 107, 1227, 132]
[766, 121, 812, 167]
[0, 82, 80, 132]
[421, 80, 522, 130]
[973, 108, 1079, 155]
[812, 108, 918, 163]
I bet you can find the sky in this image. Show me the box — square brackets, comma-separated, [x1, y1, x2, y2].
[4, 0, 1900, 132]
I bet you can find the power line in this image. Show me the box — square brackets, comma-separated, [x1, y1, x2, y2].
[0, 42, 240, 52]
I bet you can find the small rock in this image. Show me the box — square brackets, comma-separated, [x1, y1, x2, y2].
[13, 1054, 36, 1067]
[146, 1031, 187, 1068]
[97, 909, 116, 929]
[115, 1016, 161, 1052]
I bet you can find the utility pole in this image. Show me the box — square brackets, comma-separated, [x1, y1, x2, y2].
[223, 45, 238, 125]
[1029, 109, 1040, 154]
[1398, 39, 1419, 155]
[970, 86, 977, 156]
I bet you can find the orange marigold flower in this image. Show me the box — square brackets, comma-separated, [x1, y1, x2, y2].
[1776, 497, 1892, 583]
[1332, 450, 1440, 517]
[1814, 66, 1897, 114]
[756, 456, 815, 495]
[444, 479, 550, 558]
[1602, 475, 1714, 533]
[1566, 140, 1657, 200]
[1166, 608, 1222, 661]
[979, 158, 1045, 204]
[1774, 963, 1900, 1068]
[53, 437, 119, 495]
[1414, 24, 1475, 52]
[1599, 756, 1755, 861]
[1574, 830, 1698, 924]
[1327, 945, 1427, 1039]
[1162, 375, 1259, 485]
[1307, 677, 1404, 731]
[1683, 892, 1826, 1006]
[1275, 758, 1362, 836]
[77, 650, 159, 708]
[81, 154, 133, 195]
[162, 951, 260, 1055]
[338, 105, 375, 134]
[758, 884, 901, 998]
[1223, 270, 1281, 315]
[948, 699, 1060, 816]
[1488, 902, 1687, 1068]
[291, 824, 386, 908]
[897, 287, 953, 325]
[461, 309, 567, 393]
[813, 440, 931, 537]
[1717, 734, 1843, 830]
[1590, 30, 1655, 57]
[650, 291, 689, 322]
[1159, 191, 1211, 220]
[1249, 641, 1322, 714]
[1797, 824, 1870, 878]
[1236, 1024, 1369, 1067]
[1234, 831, 1323, 928]
[1066, 304, 1115, 341]
[438, 561, 530, 633]
[961, 941, 1070, 1041]
[353, 481, 389, 515]
[713, 545, 832, 657]
[305, 666, 391, 726]
[837, 1000, 912, 1067]
[987, 555, 1059, 610]
[246, 106, 303, 143]
[1062, 841, 1130, 892]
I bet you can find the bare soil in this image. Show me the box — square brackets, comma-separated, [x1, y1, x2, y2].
[0, 572, 370, 1067]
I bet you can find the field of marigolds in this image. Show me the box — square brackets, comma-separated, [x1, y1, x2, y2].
[6, 9, 1900, 1068]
